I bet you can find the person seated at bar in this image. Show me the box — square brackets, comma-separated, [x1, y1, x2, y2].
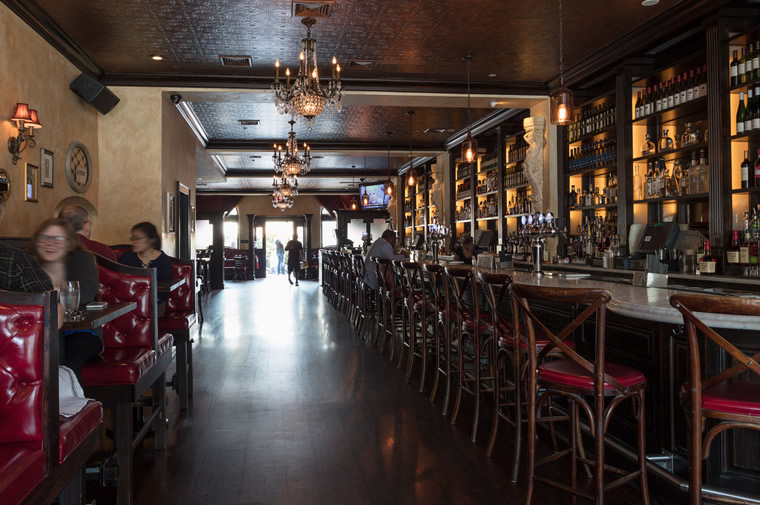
[452, 235, 475, 265]
[29, 218, 100, 381]
[363, 229, 408, 290]
[119, 221, 172, 301]
[59, 204, 117, 261]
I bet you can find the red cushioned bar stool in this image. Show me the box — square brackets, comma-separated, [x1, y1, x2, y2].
[371, 257, 403, 360]
[670, 293, 760, 505]
[444, 265, 496, 444]
[512, 284, 650, 505]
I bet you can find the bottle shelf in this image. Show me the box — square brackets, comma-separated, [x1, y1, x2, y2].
[506, 212, 531, 219]
[504, 183, 531, 191]
[568, 163, 617, 177]
[476, 190, 499, 198]
[506, 157, 526, 167]
[476, 216, 499, 221]
[478, 165, 498, 174]
[632, 142, 708, 163]
[456, 193, 472, 201]
[633, 192, 709, 204]
[455, 219, 471, 224]
[729, 76, 760, 94]
[732, 187, 760, 194]
[632, 96, 707, 127]
[569, 203, 618, 211]
[568, 124, 617, 145]
[729, 131, 760, 142]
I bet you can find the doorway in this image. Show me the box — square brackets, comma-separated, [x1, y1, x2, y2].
[252, 216, 307, 279]
[266, 220, 297, 277]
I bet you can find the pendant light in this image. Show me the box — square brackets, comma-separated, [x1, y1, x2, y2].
[361, 158, 370, 206]
[384, 131, 395, 196]
[550, 0, 574, 125]
[406, 111, 416, 187]
[461, 55, 478, 163]
[350, 168, 358, 210]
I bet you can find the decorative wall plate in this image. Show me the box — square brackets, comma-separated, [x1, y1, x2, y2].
[0, 168, 10, 201]
[65, 142, 92, 193]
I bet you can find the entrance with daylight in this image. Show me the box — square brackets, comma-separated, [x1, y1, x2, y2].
[251, 216, 307, 279]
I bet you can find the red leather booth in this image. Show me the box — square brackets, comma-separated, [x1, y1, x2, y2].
[158, 257, 197, 410]
[0, 289, 102, 505]
[81, 256, 173, 505]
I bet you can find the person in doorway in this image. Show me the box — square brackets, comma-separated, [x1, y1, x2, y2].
[275, 239, 285, 275]
[59, 205, 118, 261]
[363, 229, 408, 290]
[285, 233, 303, 286]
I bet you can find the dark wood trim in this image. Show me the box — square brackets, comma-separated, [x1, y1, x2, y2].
[708, 19, 727, 249]
[496, 126, 506, 247]
[206, 140, 443, 152]
[198, 189, 358, 196]
[443, 109, 529, 151]
[224, 169, 393, 179]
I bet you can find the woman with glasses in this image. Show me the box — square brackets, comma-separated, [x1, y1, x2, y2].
[118, 222, 173, 301]
[29, 218, 100, 382]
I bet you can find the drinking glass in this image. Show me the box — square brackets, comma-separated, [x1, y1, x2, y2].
[60, 281, 80, 318]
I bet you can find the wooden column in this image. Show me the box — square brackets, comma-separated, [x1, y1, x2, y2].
[706, 20, 728, 249]
[496, 126, 506, 248]
[207, 211, 225, 290]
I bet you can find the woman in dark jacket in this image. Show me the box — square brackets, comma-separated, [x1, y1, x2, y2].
[30, 218, 100, 382]
[118, 222, 173, 302]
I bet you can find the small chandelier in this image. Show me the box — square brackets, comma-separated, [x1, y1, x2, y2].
[272, 17, 343, 122]
[461, 55, 478, 163]
[384, 131, 395, 196]
[550, 0, 574, 125]
[273, 119, 311, 177]
[272, 192, 293, 211]
[406, 111, 416, 187]
[272, 173, 299, 201]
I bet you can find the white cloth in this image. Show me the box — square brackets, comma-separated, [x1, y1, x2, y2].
[363, 238, 406, 290]
[58, 366, 91, 418]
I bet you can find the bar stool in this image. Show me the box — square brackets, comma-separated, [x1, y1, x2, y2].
[444, 265, 496, 444]
[670, 294, 760, 505]
[399, 261, 438, 392]
[372, 257, 403, 361]
[423, 263, 458, 414]
[512, 284, 650, 505]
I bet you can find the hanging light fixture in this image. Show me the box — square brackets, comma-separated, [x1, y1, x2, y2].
[461, 55, 478, 163]
[406, 111, 416, 187]
[384, 130, 395, 196]
[273, 119, 311, 178]
[360, 157, 370, 206]
[349, 169, 358, 210]
[550, 0, 574, 125]
[271, 17, 343, 123]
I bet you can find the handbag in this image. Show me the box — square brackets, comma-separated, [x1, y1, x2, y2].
[300, 261, 308, 270]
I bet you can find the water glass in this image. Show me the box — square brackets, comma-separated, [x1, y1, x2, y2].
[60, 281, 81, 318]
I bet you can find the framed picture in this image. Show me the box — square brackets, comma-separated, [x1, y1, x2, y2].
[167, 192, 176, 233]
[191, 205, 196, 233]
[25, 163, 38, 202]
[40, 149, 54, 188]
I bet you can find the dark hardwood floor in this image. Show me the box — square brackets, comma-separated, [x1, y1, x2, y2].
[114, 277, 641, 505]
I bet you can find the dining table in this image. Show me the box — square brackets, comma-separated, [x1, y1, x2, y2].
[61, 301, 137, 331]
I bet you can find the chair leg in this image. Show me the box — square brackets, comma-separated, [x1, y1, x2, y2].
[637, 392, 651, 505]
[472, 339, 481, 443]
[115, 402, 133, 505]
[524, 387, 537, 505]
[187, 338, 194, 397]
[450, 330, 465, 425]
[58, 468, 83, 505]
[176, 341, 189, 411]
[418, 313, 428, 394]
[430, 319, 442, 403]
[154, 373, 168, 450]
[510, 351, 522, 483]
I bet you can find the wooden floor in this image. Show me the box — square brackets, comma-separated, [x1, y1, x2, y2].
[118, 277, 639, 505]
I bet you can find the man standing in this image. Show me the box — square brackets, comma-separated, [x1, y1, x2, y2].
[363, 229, 408, 290]
[59, 205, 117, 261]
[285, 233, 303, 286]
[275, 239, 285, 275]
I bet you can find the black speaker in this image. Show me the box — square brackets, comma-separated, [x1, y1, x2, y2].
[70, 73, 120, 115]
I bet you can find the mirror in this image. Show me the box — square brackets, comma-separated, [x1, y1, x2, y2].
[0, 169, 9, 201]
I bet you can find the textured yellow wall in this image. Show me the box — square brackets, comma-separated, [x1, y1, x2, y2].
[236, 195, 323, 245]
[0, 3, 99, 236]
[96, 87, 163, 246]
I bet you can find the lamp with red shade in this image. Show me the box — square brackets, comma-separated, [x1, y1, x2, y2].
[8, 102, 41, 164]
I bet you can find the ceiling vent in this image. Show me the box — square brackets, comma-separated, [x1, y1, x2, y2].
[238, 119, 260, 126]
[292, 1, 334, 17]
[424, 128, 455, 134]
[219, 55, 253, 67]
[348, 60, 376, 70]
[248, 155, 262, 159]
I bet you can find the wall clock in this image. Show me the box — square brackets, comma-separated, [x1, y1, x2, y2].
[65, 142, 92, 193]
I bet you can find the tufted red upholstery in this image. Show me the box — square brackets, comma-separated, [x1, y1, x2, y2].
[82, 347, 156, 386]
[58, 401, 102, 463]
[157, 333, 174, 358]
[0, 445, 45, 505]
[0, 304, 45, 446]
[538, 359, 646, 390]
[700, 381, 760, 417]
[97, 266, 153, 349]
[165, 261, 194, 314]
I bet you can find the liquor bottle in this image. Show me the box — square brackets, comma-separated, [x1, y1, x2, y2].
[754, 87, 760, 130]
[633, 164, 643, 200]
[681, 164, 689, 195]
[689, 152, 699, 194]
[731, 49, 740, 87]
[699, 240, 717, 274]
[635, 92, 642, 119]
[697, 149, 709, 194]
[741, 212, 751, 265]
[746, 46, 754, 83]
[641, 133, 655, 156]
[727, 230, 741, 266]
[755, 148, 760, 188]
[693, 67, 702, 99]
[586, 184, 593, 207]
[569, 185, 577, 208]
[652, 159, 661, 197]
[658, 129, 674, 152]
[700, 65, 708, 97]
[741, 150, 751, 189]
[737, 91, 747, 135]
[745, 89, 754, 133]
[739, 47, 747, 84]
[673, 159, 684, 195]
[680, 73, 688, 103]
[645, 161, 653, 198]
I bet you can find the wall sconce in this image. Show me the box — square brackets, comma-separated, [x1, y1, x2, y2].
[8, 103, 42, 165]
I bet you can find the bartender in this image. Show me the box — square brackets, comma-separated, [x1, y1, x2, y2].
[452, 236, 475, 265]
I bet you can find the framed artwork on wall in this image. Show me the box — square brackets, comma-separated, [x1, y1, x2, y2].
[0, 168, 11, 201]
[191, 205, 196, 233]
[40, 149, 54, 188]
[167, 192, 176, 233]
[25, 163, 38, 202]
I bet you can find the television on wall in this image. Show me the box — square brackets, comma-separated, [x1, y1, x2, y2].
[359, 182, 390, 209]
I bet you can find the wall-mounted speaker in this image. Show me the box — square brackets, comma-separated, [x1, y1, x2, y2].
[70, 73, 120, 115]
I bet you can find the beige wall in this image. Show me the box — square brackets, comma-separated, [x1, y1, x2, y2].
[236, 195, 323, 246]
[0, 3, 99, 236]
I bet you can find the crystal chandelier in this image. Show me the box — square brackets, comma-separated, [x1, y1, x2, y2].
[272, 17, 343, 122]
[273, 119, 311, 179]
[271, 192, 293, 211]
[272, 173, 299, 203]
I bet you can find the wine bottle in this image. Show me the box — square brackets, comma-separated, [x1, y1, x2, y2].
[731, 49, 740, 87]
[645, 86, 652, 115]
[680, 73, 688, 103]
[635, 91, 642, 119]
[737, 91, 747, 135]
[699, 240, 716, 275]
[754, 41, 760, 81]
[746, 88, 754, 133]
[740, 47, 747, 84]
[727, 230, 741, 266]
[674, 75, 682, 107]
[754, 86, 760, 130]
[746, 45, 754, 83]
[755, 148, 760, 188]
[693, 68, 701, 99]
[742, 150, 751, 189]
[700, 64, 708, 97]
[686, 71, 695, 101]
[667, 78, 675, 109]
[655, 82, 663, 112]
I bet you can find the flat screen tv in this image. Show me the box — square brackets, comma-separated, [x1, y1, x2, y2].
[359, 182, 390, 209]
